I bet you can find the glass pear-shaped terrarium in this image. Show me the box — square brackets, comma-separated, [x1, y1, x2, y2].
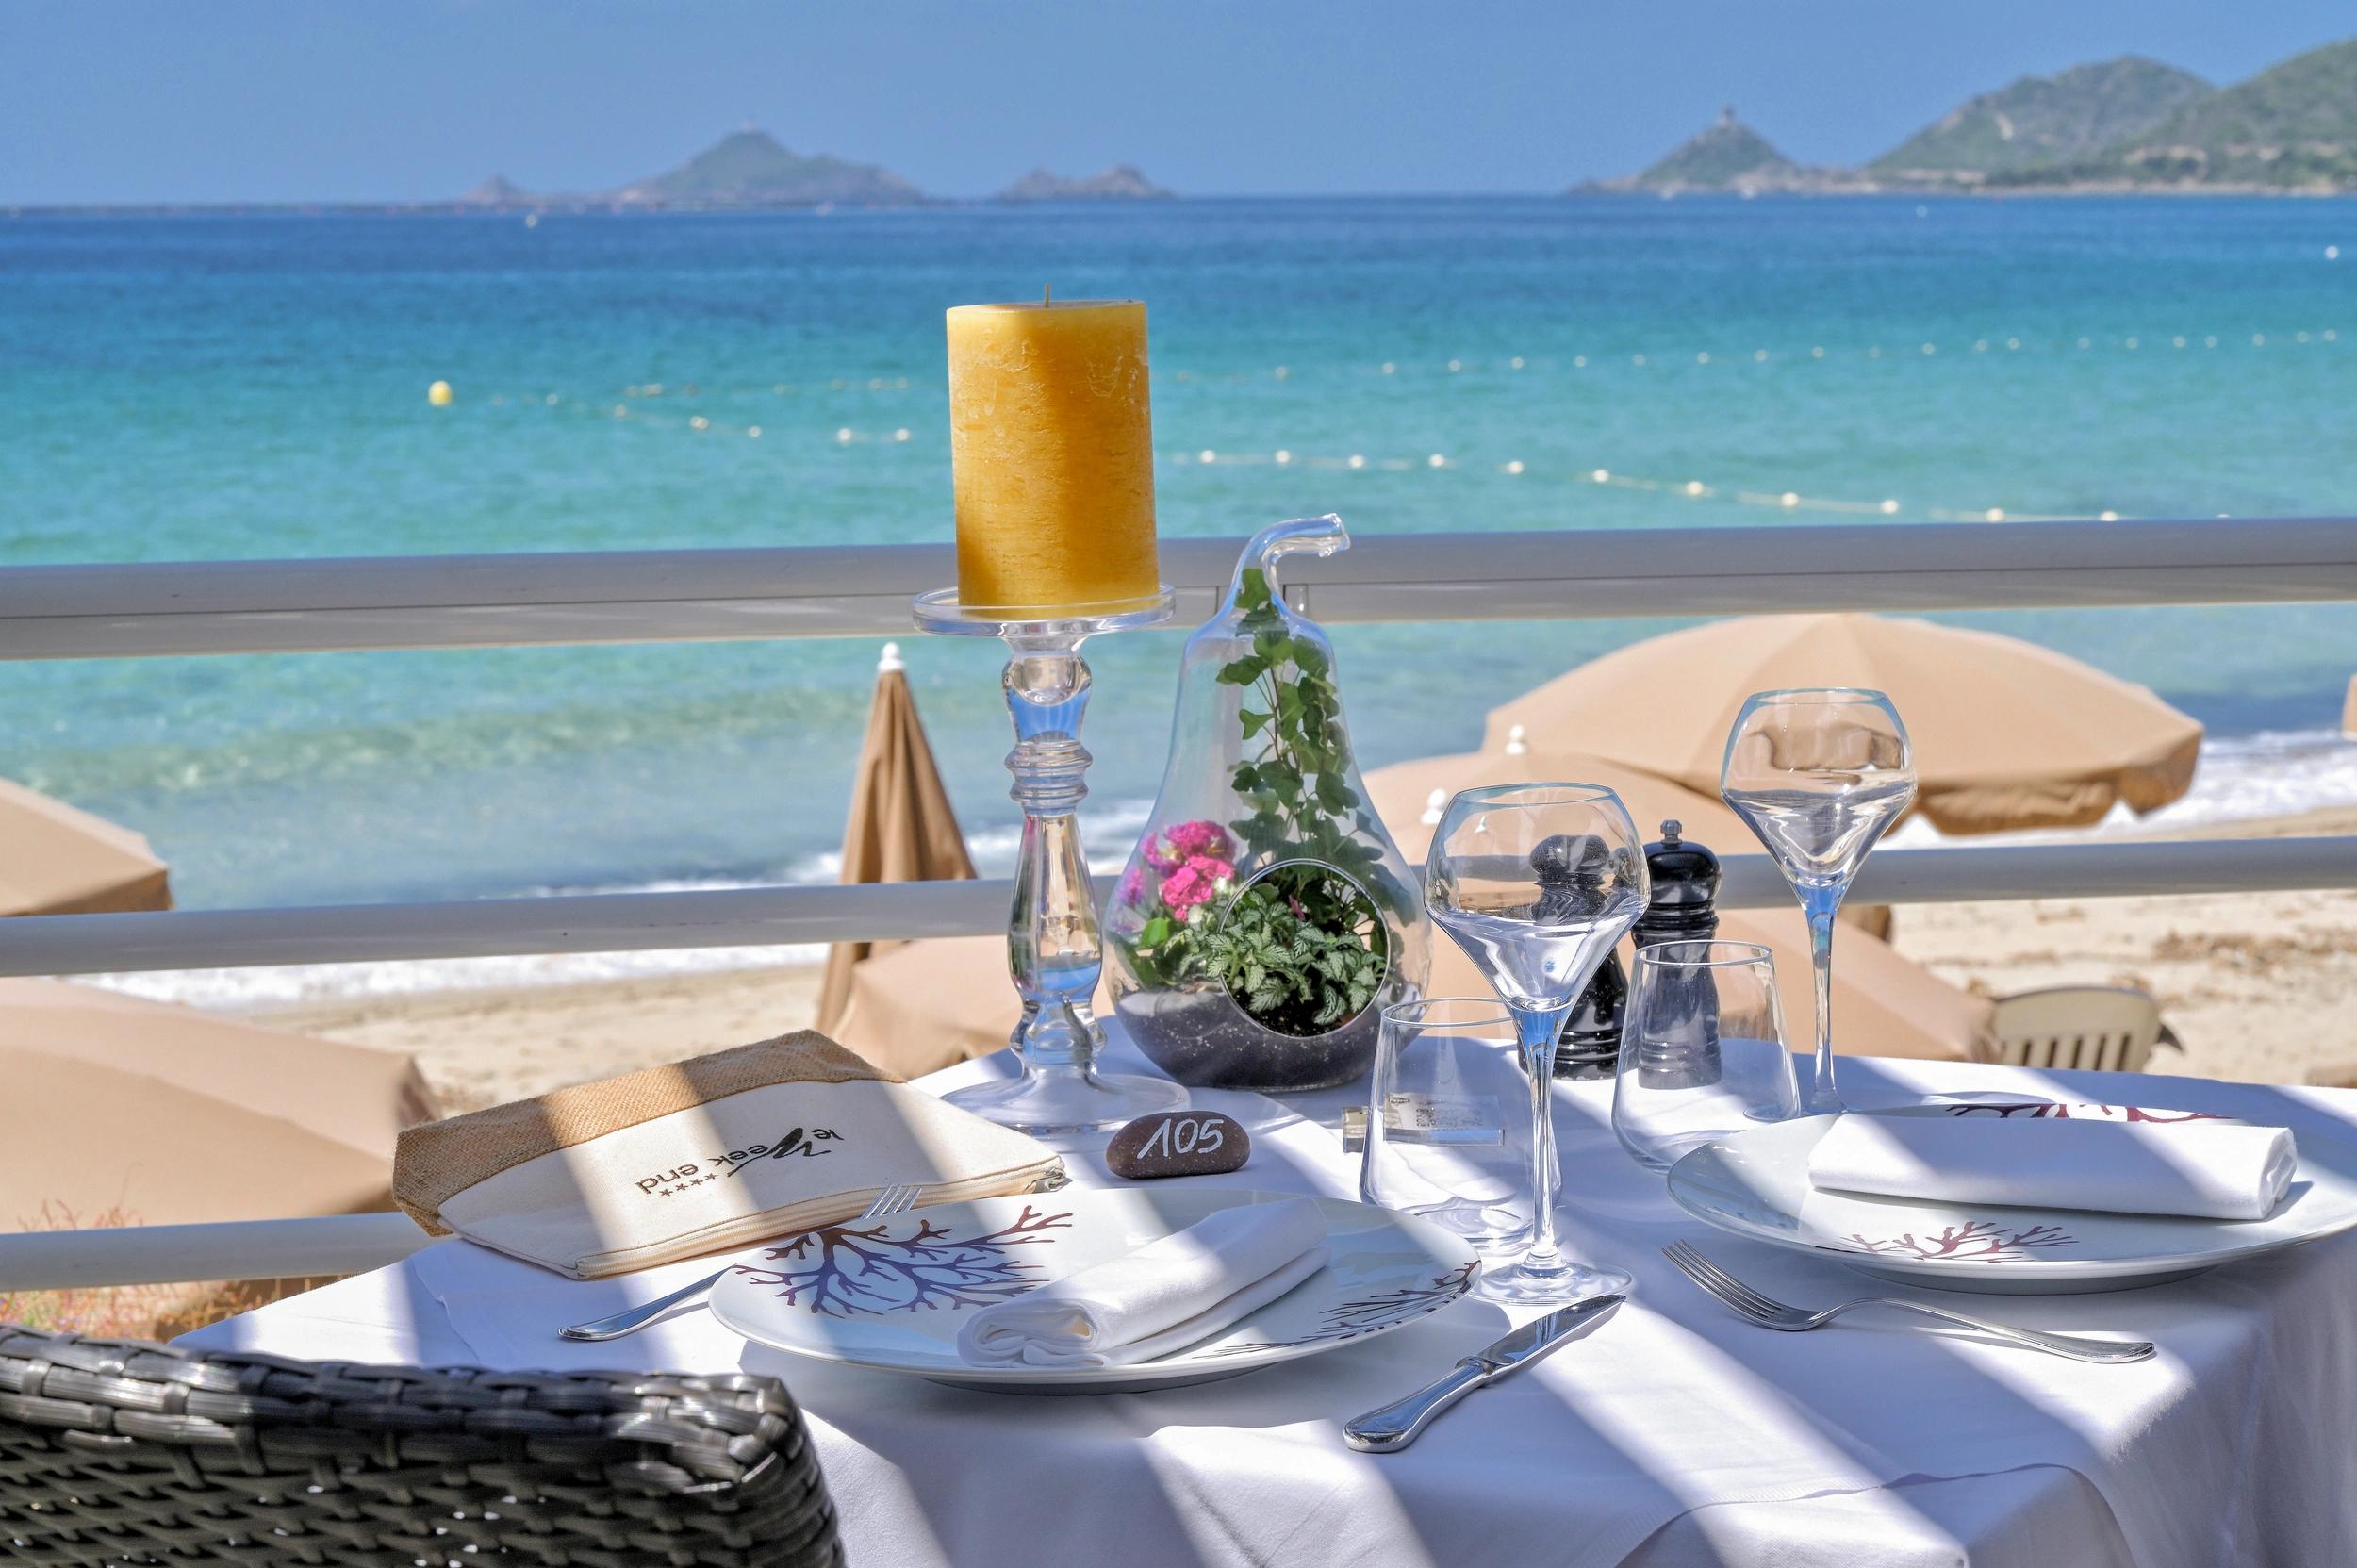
[1107, 515, 1429, 1092]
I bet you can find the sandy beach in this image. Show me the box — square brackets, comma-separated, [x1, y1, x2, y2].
[248, 805, 2357, 1112]
[1899, 804, 2357, 1087]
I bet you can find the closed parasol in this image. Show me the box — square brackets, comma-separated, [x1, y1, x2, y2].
[815, 644, 978, 1032]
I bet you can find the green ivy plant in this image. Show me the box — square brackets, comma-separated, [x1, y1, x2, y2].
[1216, 567, 1411, 921]
[1118, 568, 1411, 1037]
[1210, 568, 1405, 1033]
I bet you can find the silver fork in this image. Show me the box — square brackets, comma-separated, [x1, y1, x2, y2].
[561, 1182, 925, 1342]
[1661, 1241, 2155, 1363]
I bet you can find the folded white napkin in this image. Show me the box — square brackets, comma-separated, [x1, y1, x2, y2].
[956, 1196, 1330, 1367]
[1809, 1113, 2298, 1221]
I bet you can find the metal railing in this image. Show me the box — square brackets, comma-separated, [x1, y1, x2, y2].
[5, 517, 2356, 657]
[4, 515, 2355, 1291]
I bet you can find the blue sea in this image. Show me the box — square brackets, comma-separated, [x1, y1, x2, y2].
[6, 197, 2357, 997]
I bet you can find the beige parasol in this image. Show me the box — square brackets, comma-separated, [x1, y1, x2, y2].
[0, 979, 437, 1231]
[0, 779, 172, 916]
[831, 933, 1110, 1080]
[1428, 914, 1990, 1065]
[1479, 614, 2203, 835]
[1364, 747, 1892, 938]
[1364, 748, 1749, 866]
[815, 644, 979, 1033]
[830, 917, 1988, 1077]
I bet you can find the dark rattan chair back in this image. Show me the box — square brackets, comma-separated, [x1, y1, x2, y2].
[0, 1326, 841, 1565]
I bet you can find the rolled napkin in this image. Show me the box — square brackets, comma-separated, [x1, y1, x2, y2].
[957, 1196, 1330, 1367]
[1808, 1112, 2298, 1222]
[392, 1032, 1064, 1278]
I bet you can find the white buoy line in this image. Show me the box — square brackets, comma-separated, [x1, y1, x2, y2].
[481, 388, 2121, 520]
[1170, 448, 2085, 523]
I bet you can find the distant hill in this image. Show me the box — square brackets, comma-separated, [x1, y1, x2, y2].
[613, 130, 923, 207]
[1871, 57, 2211, 183]
[2009, 38, 2357, 189]
[1587, 39, 2357, 195]
[997, 164, 1173, 201]
[1583, 108, 1830, 193]
[459, 175, 534, 207]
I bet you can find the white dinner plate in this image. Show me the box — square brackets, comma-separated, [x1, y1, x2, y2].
[1665, 1111, 2357, 1294]
[706, 1187, 1480, 1393]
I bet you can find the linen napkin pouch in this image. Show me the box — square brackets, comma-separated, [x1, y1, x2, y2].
[393, 1032, 1065, 1279]
[1808, 1112, 2297, 1222]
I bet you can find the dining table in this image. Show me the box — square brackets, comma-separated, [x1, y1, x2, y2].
[183, 1033, 2357, 1567]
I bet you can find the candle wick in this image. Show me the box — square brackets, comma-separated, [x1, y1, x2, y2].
[1043, 284, 1052, 306]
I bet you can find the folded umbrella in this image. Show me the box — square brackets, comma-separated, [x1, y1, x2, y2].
[815, 644, 978, 1033]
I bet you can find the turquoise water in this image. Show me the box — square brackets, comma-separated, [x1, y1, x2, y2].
[6, 198, 2356, 915]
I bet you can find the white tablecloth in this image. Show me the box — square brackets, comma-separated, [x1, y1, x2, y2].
[184, 1042, 2357, 1568]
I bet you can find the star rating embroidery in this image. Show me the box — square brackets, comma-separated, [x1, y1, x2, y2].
[657, 1176, 717, 1197]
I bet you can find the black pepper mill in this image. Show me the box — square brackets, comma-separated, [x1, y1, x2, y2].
[1632, 818, 1724, 1090]
[1531, 834, 1624, 1080]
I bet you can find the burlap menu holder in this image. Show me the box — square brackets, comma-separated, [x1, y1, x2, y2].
[393, 1032, 1065, 1279]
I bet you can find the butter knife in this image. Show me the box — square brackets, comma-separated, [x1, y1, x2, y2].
[1343, 1293, 1623, 1453]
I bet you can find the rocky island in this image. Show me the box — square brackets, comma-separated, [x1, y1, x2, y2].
[996, 164, 1173, 202]
[461, 129, 923, 211]
[1588, 39, 2357, 195]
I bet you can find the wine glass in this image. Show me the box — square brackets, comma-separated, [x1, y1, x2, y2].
[1720, 688, 1916, 1114]
[1426, 784, 1648, 1303]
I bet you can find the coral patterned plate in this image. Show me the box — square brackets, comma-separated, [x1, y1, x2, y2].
[707, 1188, 1480, 1393]
[1666, 1112, 2357, 1295]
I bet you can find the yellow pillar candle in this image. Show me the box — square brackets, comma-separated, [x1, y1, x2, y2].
[947, 298, 1160, 614]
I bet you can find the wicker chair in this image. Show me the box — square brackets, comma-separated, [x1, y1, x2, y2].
[0, 1326, 841, 1566]
[1990, 984, 2184, 1075]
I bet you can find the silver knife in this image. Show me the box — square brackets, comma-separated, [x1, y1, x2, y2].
[1343, 1294, 1624, 1453]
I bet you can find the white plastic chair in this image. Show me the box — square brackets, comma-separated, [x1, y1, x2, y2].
[1990, 985, 2183, 1074]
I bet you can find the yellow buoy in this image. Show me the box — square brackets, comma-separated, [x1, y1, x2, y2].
[427, 380, 453, 407]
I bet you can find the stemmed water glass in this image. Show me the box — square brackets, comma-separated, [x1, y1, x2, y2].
[1720, 688, 1916, 1114]
[1426, 784, 1648, 1303]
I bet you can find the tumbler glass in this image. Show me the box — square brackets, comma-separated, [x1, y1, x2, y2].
[1612, 940, 1801, 1171]
[1361, 998, 1532, 1255]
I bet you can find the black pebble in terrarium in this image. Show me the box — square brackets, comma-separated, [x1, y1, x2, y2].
[1530, 834, 1625, 1079]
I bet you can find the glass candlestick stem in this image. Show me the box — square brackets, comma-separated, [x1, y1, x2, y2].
[915, 587, 1185, 1133]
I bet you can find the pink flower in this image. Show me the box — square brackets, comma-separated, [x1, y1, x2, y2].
[1142, 833, 1183, 873]
[1160, 864, 1214, 912]
[1118, 867, 1147, 905]
[1165, 819, 1231, 858]
[1188, 854, 1235, 885]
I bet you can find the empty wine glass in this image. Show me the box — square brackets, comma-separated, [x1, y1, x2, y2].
[1611, 940, 1799, 1170]
[1426, 784, 1648, 1303]
[1720, 688, 1916, 1114]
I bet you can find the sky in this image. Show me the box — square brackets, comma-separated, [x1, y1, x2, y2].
[7, 2, 2352, 204]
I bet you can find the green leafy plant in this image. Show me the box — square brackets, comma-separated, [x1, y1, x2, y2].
[1216, 568, 1411, 920]
[1117, 568, 1405, 1036]
[1192, 863, 1386, 1034]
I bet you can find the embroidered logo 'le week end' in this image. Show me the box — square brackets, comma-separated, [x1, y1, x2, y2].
[636, 1127, 840, 1197]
